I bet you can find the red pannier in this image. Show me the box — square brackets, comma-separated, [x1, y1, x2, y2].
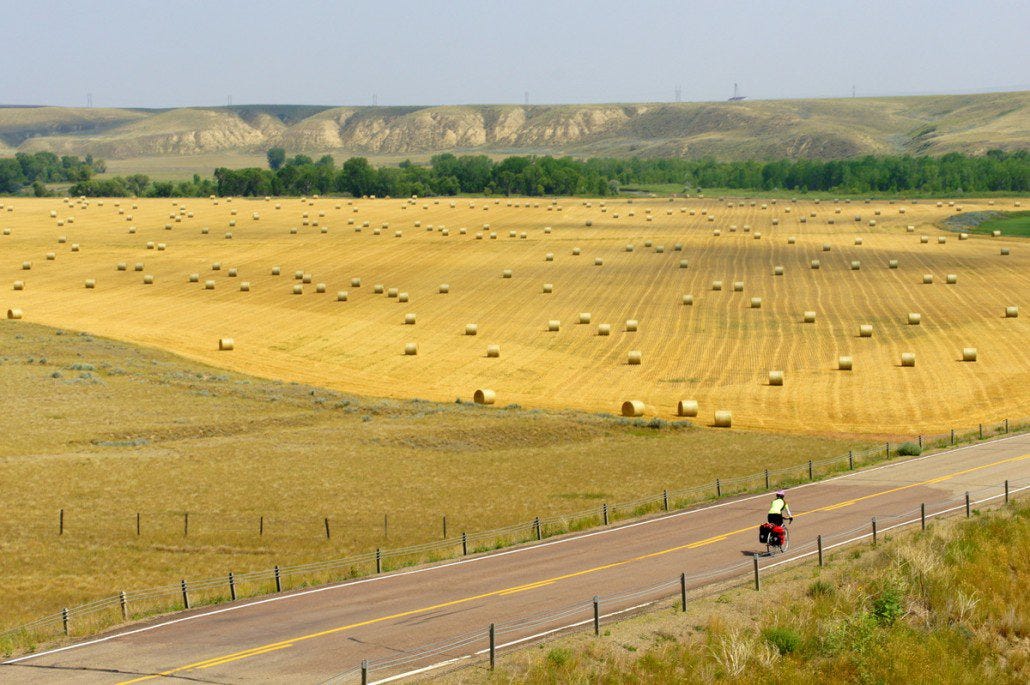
[759, 523, 774, 543]
[769, 524, 785, 545]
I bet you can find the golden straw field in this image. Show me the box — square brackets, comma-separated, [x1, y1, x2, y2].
[2, 195, 1028, 434]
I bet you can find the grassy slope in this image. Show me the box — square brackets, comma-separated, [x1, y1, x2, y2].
[0, 321, 858, 630]
[465, 502, 1028, 684]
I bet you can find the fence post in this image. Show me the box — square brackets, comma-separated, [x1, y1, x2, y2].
[808, 460, 814, 480]
[817, 534, 824, 567]
[764, 469, 770, 489]
[119, 591, 128, 620]
[181, 579, 190, 610]
[920, 503, 926, 531]
[274, 565, 282, 592]
[229, 571, 237, 601]
[848, 451, 854, 470]
[965, 492, 971, 518]
[602, 504, 609, 526]
[1004, 418, 1008, 433]
[663, 489, 669, 511]
[871, 518, 878, 546]
[361, 659, 368, 685]
[1005, 480, 1009, 504]
[136, 512, 141, 536]
[753, 556, 761, 591]
[59, 508, 64, 536]
[375, 548, 382, 574]
[184, 512, 189, 537]
[442, 515, 447, 540]
[593, 596, 600, 636]
[324, 517, 330, 540]
[260, 515, 264, 536]
[461, 531, 468, 555]
[885, 442, 890, 458]
[680, 572, 687, 612]
[534, 516, 542, 540]
[979, 423, 983, 439]
[489, 623, 496, 670]
[918, 435, 923, 449]
[950, 429, 955, 445]
[62, 608, 69, 636]
[716, 479, 722, 497]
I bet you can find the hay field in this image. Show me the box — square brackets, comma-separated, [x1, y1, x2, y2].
[2, 195, 1027, 434]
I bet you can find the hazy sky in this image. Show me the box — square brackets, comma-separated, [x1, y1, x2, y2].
[4, 0, 1028, 108]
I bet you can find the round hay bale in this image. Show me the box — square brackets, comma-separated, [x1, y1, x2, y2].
[548, 320, 561, 332]
[682, 294, 694, 305]
[594, 258, 604, 266]
[621, 400, 645, 417]
[7, 308, 23, 319]
[316, 283, 327, 294]
[922, 274, 933, 284]
[1000, 247, 1010, 255]
[240, 282, 251, 292]
[201, 228, 209, 235]
[733, 281, 744, 292]
[625, 244, 635, 252]
[908, 312, 922, 325]
[438, 283, 449, 294]
[572, 247, 581, 256]
[188, 273, 200, 283]
[474, 389, 496, 405]
[773, 218, 780, 226]
[388, 287, 398, 298]
[398, 292, 409, 303]
[545, 253, 554, 262]
[962, 347, 978, 362]
[773, 265, 784, 276]
[502, 269, 512, 279]
[854, 237, 863, 246]
[579, 312, 591, 324]
[404, 343, 418, 356]
[959, 232, 969, 240]
[627, 350, 642, 365]
[811, 259, 820, 269]
[655, 245, 665, 253]
[851, 261, 861, 270]
[134, 263, 144, 272]
[713, 411, 732, 428]
[465, 323, 478, 336]
[712, 229, 721, 236]
[117, 263, 127, 271]
[920, 236, 929, 243]
[404, 313, 416, 325]
[228, 268, 238, 278]
[542, 283, 553, 294]
[712, 280, 723, 291]
[21, 261, 31, 271]
[838, 356, 853, 371]
[143, 275, 154, 284]
[157, 243, 166, 251]
[292, 284, 303, 295]
[625, 319, 638, 332]
[900, 352, 916, 367]
[12, 280, 24, 291]
[754, 232, 762, 240]
[673, 243, 683, 251]
[204, 280, 216, 290]
[679, 259, 690, 269]
[768, 370, 783, 386]
[219, 338, 234, 351]
[302, 274, 312, 284]
[374, 284, 384, 294]
[1004, 306, 1018, 318]
[597, 323, 611, 336]
[937, 236, 947, 244]
[486, 344, 500, 358]
[859, 324, 873, 337]
[803, 311, 816, 323]
[750, 297, 762, 308]
[677, 400, 698, 417]
[544, 226, 552, 234]
[946, 274, 957, 284]
[889, 259, 899, 269]
[46, 252, 56, 261]
[906, 225, 914, 232]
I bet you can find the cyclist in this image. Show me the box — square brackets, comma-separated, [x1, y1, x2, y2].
[768, 490, 794, 527]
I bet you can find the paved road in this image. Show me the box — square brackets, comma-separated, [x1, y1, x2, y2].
[4, 434, 1028, 684]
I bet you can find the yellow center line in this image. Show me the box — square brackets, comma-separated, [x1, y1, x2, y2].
[117, 452, 1027, 684]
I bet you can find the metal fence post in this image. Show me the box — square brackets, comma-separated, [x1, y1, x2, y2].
[461, 531, 468, 555]
[62, 608, 69, 636]
[181, 579, 190, 610]
[979, 423, 983, 439]
[274, 565, 282, 592]
[136, 512, 141, 536]
[764, 469, 770, 489]
[885, 442, 890, 458]
[871, 518, 878, 546]
[184, 512, 189, 537]
[817, 534, 824, 566]
[848, 451, 854, 470]
[965, 492, 971, 518]
[119, 591, 128, 620]
[442, 515, 447, 540]
[1004, 418, 1009, 433]
[593, 596, 600, 636]
[229, 571, 237, 601]
[716, 478, 722, 497]
[260, 515, 264, 536]
[920, 503, 926, 530]
[1005, 480, 1010, 504]
[59, 508, 64, 536]
[324, 517, 331, 540]
[753, 556, 761, 591]
[534, 516, 542, 540]
[489, 623, 496, 670]
[361, 659, 368, 685]
[918, 435, 923, 449]
[680, 572, 687, 612]
[808, 460, 813, 480]
[602, 504, 609, 526]
[663, 489, 669, 511]
[950, 429, 955, 445]
[375, 548, 382, 574]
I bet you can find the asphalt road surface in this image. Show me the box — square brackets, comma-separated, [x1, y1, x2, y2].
[4, 433, 1028, 684]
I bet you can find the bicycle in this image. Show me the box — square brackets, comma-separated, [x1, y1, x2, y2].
[765, 519, 791, 555]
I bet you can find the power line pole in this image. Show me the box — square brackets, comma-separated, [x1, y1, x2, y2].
[372, 93, 378, 107]
[86, 93, 93, 108]
[675, 86, 682, 102]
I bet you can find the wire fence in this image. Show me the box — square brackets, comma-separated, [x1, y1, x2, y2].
[323, 476, 1030, 684]
[1, 417, 1024, 657]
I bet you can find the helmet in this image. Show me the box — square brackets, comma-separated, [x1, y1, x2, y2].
[775, 490, 786, 497]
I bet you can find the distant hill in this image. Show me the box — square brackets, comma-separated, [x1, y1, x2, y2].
[2, 92, 1027, 161]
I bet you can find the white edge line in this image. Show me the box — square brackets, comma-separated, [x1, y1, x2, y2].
[4, 432, 1025, 665]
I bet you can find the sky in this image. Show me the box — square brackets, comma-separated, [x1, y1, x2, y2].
[3, 0, 1028, 108]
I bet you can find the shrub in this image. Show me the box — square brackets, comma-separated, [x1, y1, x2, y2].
[807, 580, 835, 598]
[896, 442, 922, 456]
[546, 647, 573, 668]
[872, 584, 905, 626]
[762, 626, 801, 654]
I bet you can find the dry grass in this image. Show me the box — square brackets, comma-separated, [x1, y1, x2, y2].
[2, 196, 1027, 433]
[453, 501, 1029, 684]
[0, 322, 856, 631]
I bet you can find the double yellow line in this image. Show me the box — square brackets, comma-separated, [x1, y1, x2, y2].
[119, 452, 1027, 683]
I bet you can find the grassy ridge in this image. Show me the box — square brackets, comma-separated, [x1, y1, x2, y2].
[480, 502, 1028, 683]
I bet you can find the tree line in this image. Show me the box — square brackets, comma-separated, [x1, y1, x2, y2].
[3, 149, 1027, 198]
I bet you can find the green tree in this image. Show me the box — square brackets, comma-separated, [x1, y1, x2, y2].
[266, 147, 286, 171]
